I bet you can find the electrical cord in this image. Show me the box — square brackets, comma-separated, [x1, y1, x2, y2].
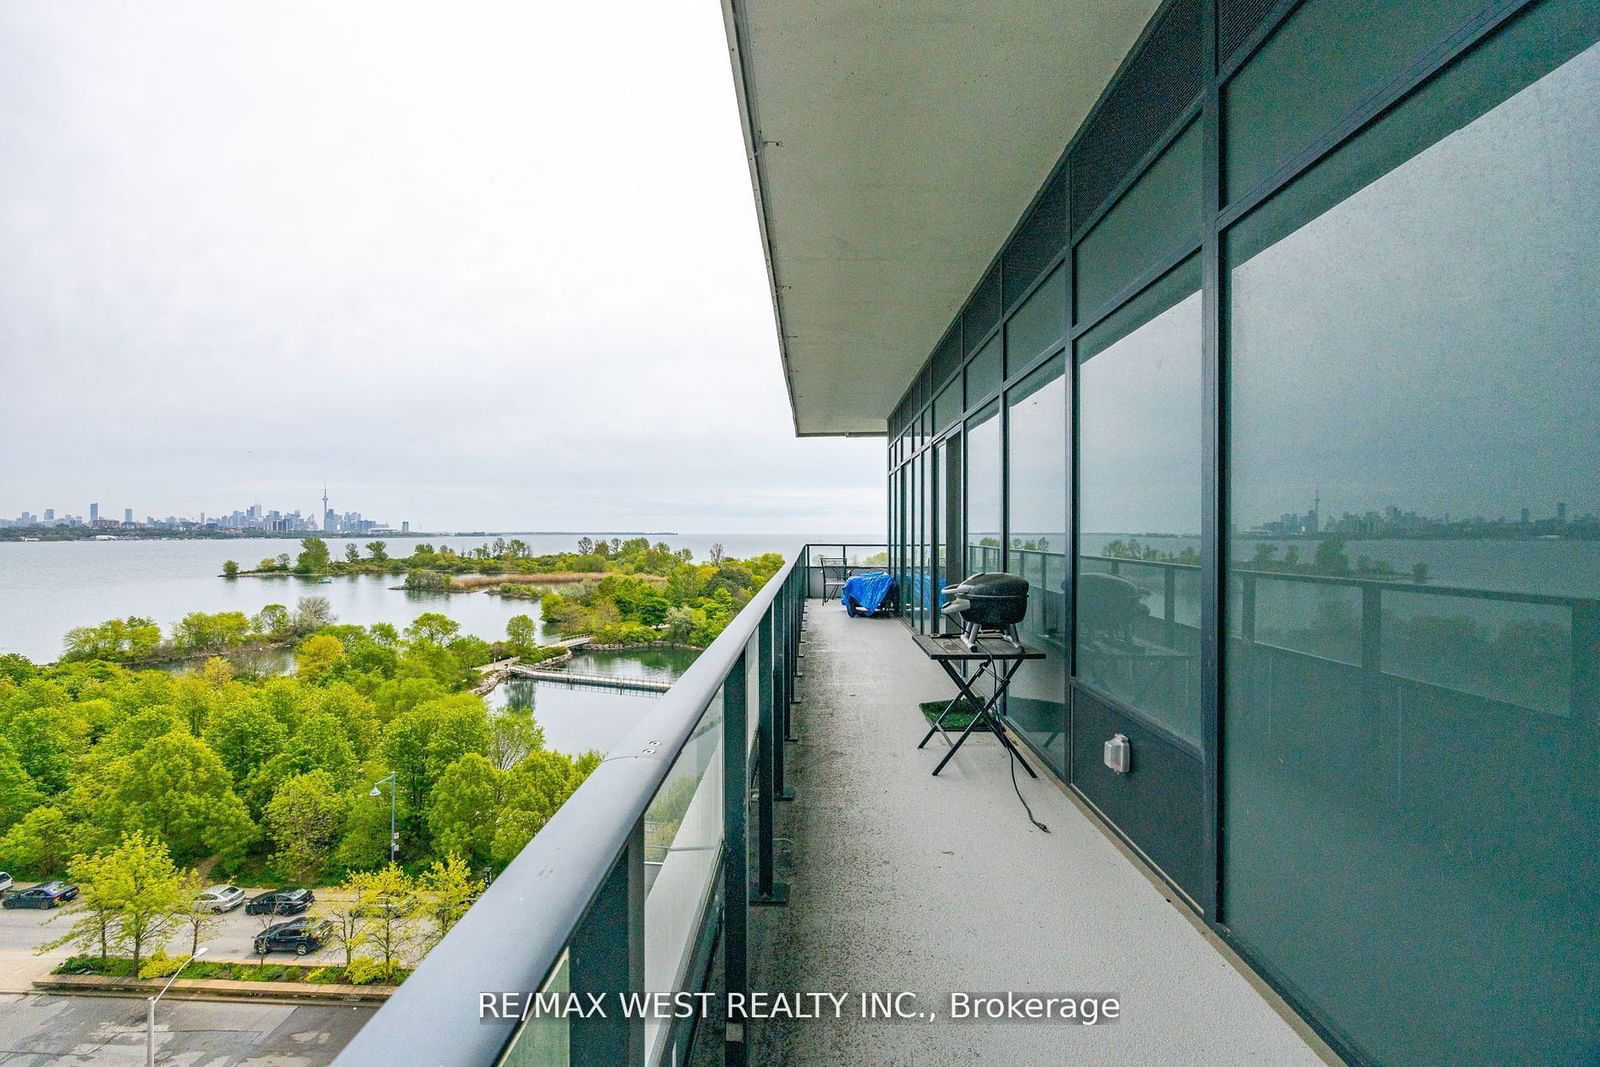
[983, 642, 1048, 834]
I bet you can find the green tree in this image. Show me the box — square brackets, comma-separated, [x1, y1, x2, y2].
[205, 705, 287, 787]
[222, 560, 240, 578]
[426, 754, 502, 866]
[344, 543, 361, 563]
[357, 864, 416, 981]
[423, 700, 492, 785]
[504, 614, 537, 654]
[318, 869, 373, 969]
[295, 634, 345, 684]
[97, 732, 255, 863]
[0, 806, 80, 876]
[296, 537, 332, 574]
[366, 541, 389, 562]
[43, 832, 186, 971]
[405, 613, 460, 648]
[488, 713, 544, 771]
[0, 737, 44, 834]
[174, 869, 225, 956]
[416, 854, 484, 951]
[251, 603, 292, 640]
[4, 707, 87, 793]
[264, 770, 348, 881]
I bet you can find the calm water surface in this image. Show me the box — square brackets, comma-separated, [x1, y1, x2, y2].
[0, 533, 871, 661]
[485, 649, 701, 756]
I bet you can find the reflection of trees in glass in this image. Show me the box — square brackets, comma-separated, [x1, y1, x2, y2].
[1101, 538, 1199, 565]
[1384, 612, 1568, 713]
[1234, 536, 1427, 581]
[645, 774, 699, 859]
[1245, 589, 1570, 713]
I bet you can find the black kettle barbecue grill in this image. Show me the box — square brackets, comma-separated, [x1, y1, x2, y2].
[939, 572, 1029, 649]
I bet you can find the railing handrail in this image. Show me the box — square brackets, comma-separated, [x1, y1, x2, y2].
[333, 545, 807, 1067]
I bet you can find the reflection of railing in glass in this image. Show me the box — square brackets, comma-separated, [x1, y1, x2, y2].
[1230, 566, 1586, 716]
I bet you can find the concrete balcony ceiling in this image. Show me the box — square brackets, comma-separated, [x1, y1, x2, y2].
[723, 0, 1161, 436]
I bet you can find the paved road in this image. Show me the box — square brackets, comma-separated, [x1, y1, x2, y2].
[0, 992, 374, 1065]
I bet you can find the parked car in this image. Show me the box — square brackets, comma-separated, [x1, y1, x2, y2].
[253, 917, 332, 956]
[0, 872, 12, 894]
[244, 887, 314, 915]
[194, 884, 246, 913]
[2, 881, 79, 909]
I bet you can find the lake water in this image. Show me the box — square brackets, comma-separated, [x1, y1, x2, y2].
[0, 533, 873, 661]
[484, 648, 701, 757]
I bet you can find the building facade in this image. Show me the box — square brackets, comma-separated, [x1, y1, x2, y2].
[737, 0, 1597, 1061]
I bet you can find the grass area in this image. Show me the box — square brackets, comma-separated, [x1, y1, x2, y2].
[918, 698, 992, 732]
[54, 955, 410, 986]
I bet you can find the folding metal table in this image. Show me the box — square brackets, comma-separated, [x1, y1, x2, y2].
[913, 633, 1043, 777]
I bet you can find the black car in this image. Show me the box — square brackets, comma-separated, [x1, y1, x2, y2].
[253, 917, 332, 956]
[2, 881, 79, 909]
[244, 887, 314, 915]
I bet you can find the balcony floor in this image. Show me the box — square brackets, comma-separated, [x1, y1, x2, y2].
[744, 601, 1328, 1065]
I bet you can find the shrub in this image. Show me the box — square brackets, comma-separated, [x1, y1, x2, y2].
[305, 966, 342, 984]
[591, 622, 659, 646]
[344, 957, 397, 985]
[138, 952, 187, 980]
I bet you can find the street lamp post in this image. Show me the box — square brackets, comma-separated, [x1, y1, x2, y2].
[147, 946, 207, 1067]
[371, 772, 398, 865]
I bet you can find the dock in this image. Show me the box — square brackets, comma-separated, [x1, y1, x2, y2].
[506, 665, 672, 693]
[473, 636, 670, 695]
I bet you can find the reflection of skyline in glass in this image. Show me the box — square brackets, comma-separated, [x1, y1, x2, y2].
[1228, 41, 1599, 533]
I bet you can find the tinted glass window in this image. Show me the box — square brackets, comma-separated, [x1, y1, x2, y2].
[1075, 122, 1203, 321]
[965, 335, 1001, 407]
[1224, 10, 1600, 1062]
[1076, 261, 1202, 745]
[1004, 354, 1069, 775]
[965, 404, 1001, 576]
[1005, 266, 1066, 377]
[1223, 0, 1486, 201]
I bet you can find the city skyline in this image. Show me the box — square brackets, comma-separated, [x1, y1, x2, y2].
[0, 487, 403, 534]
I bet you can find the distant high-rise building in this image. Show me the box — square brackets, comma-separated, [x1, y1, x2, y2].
[1557, 501, 1568, 524]
[1521, 507, 1531, 524]
[44, 508, 54, 521]
[124, 508, 133, 524]
[322, 485, 334, 533]
[402, 521, 410, 534]
[90, 502, 99, 524]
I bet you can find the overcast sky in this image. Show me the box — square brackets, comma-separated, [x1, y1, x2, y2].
[0, 1, 884, 534]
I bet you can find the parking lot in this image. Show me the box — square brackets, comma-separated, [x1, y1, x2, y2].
[0, 888, 399, 975]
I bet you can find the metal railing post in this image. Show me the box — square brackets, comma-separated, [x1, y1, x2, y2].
[785, 570, 801, 742]
[568, 818, 644, 1065]
[771, 595, 794, 801]
[753, 610, 789, 906]
[722, 656, 750, 1067]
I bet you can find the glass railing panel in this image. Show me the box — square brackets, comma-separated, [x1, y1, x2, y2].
[499, 951, 570, 1066]
[642, 687, 725, 1063]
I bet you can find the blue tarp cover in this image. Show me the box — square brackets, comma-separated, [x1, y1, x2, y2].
[841, 571, 896, 616]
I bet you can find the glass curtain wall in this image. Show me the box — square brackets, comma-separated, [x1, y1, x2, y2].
[882, 1, 1598, 1059]
[1223, 4, 1600, 1062]
[965, 404, 1001, 576]
[1003, 356, 1069, 775]
[1076, 261, 1203, 747]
